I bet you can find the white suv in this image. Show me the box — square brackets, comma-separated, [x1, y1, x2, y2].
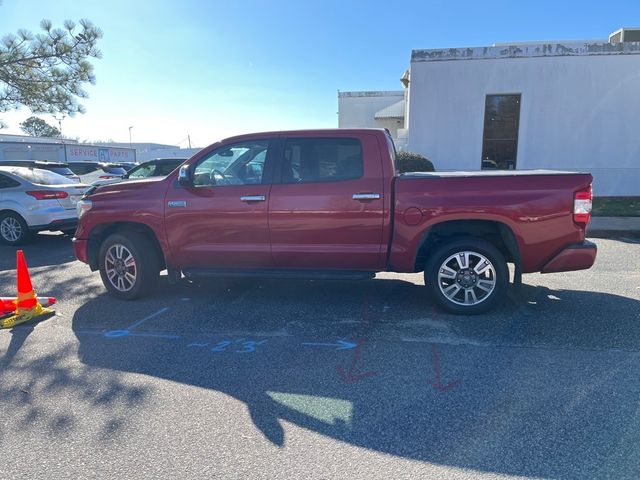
[0, 166, 88, 245]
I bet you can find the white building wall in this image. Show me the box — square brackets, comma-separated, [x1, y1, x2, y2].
[137, 147, 202, 162]
[407, 51, 640, 196]
[338, 91, 404, 128]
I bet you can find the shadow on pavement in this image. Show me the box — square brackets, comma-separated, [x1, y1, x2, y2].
[70, 276, 640, 479]
[0, 337, 152, 445]
[0, 232, 76, 271]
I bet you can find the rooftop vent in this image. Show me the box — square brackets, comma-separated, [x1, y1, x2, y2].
[609, 28, 640, 43]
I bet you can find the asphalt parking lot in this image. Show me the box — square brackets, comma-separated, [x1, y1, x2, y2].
[1, 232, 639, 479]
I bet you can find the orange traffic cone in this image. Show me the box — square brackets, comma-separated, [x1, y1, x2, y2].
[0, 250, 56, 328]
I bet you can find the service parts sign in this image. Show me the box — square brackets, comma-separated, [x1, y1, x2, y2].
[66, 145, 135, 162]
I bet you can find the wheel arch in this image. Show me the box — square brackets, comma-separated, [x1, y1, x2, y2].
[0, 208, 26, 220]
[87, 221, 166, 272]
[413, 219, 521, 282]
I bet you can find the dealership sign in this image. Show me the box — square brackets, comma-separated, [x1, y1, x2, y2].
[66, 145, 136, 162]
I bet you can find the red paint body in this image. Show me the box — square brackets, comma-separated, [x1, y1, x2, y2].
[73, 129, 596, 277]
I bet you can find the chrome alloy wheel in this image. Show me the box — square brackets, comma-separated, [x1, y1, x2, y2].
[437, 251, 497, 306]
[105, 243, 137, 292]
[0, 216, 22, 242]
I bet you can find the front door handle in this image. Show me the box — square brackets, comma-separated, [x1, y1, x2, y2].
[240, 195, 266, 202]
[352, 193, 381, 201]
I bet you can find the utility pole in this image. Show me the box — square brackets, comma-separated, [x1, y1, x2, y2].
[54, 115, 65, 136]
[128, 126, 134, 148]
[188, 134, 191, 149]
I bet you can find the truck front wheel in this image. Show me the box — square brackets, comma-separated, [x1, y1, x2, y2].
[99, 232, 160, 300]
[425, 238, 508, 315]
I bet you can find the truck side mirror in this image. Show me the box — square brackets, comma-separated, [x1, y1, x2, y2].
[178, 165, 192, 187]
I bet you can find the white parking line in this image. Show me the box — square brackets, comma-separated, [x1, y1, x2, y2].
[126, 307, 170, 331]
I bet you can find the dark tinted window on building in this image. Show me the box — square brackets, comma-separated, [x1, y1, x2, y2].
[481, 94, 521, 170]
[282, 137, 363, 183]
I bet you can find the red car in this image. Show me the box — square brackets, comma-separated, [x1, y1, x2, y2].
[73, 129, 596, 314]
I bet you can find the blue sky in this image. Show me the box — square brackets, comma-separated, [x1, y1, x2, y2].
[1, 0, 638, 147]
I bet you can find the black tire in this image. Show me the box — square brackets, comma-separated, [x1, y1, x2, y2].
[425, 237, 508, 315]
[0, 211, 31, 245]
[98, 232, 160, 300]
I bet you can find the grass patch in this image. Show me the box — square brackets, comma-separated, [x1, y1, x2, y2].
[592, 197, 640, 217]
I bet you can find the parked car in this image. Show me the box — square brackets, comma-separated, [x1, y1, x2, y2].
[0, 160, 81, 182]
[67, 162, 128, 184]
[91, 158, 186, 187]
[73, 128, 597, 314]
[0, 166, 87, 245]
[117, 162, 139, 171]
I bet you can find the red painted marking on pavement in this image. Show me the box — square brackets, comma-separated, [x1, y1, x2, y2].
[337, 338, 378, 384]
[427, 344, 461, 393]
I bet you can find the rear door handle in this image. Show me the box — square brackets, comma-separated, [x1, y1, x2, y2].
[240, 195, 266, 202]
[352, 193, 381, 201]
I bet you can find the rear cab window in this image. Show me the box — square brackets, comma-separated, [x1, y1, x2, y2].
[281, 137, 363, 183]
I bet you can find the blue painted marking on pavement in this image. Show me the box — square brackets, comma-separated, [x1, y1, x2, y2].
[235, 340, 267, 353]
[104, 329, 130, 338]
[75, 330, 107, 336]
[128, 332, 180, 340]
[302, 340, 357, 350]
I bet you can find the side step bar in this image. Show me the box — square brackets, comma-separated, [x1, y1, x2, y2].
[182, 268, 376, 281]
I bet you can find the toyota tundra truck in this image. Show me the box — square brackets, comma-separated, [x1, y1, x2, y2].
[73, 129, 596, 314]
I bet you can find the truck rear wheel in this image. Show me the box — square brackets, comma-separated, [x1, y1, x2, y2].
[425, 238, 508, 315]
[99, 232, 160, 300]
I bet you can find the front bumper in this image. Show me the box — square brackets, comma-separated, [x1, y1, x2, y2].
[29, 218, 78, 232]
[541, 240, 597, 273]
[73, 237, 88, 264]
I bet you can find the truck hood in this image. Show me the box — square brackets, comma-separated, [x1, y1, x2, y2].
[86, 176, 166, 198]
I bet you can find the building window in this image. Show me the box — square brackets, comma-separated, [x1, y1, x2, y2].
[481, 94, 521, 170]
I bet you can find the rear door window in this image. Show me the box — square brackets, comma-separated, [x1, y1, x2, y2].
[281, 137, 363, 183]
[0, 173, 21, 188]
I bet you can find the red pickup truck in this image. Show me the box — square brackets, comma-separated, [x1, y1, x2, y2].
[73, 129, 596, 314]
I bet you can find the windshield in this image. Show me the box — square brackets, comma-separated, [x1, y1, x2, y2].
[10, 168, 73, 185]
[127, 163, 155, 178]
[101, 166, 127, 175]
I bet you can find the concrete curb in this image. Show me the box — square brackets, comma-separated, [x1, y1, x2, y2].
[588, 217, 640, 233]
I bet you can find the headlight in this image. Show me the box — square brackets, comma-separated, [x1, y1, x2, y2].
[77, 199, 92, 218]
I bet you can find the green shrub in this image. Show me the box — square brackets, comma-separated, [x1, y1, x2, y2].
[396, 151, 435, 173]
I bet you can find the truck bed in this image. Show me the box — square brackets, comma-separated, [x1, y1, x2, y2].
[390, 171, 593, 274]
[401, 169, 589, 178]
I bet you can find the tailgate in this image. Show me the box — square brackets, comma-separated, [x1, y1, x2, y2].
[56, 185, 89, 210]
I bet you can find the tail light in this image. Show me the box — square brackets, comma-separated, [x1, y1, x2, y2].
[26, 191, 69, 200]
[574, 186, 592, 225]
[77, 199, 92, 218]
